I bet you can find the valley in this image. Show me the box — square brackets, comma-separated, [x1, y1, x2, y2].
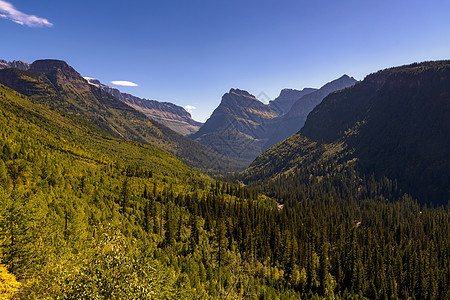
[0, 58, 448, 299]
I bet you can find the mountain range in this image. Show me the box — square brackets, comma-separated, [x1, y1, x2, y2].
[1, 58, 447, 205]
[0, 59, 202, 137]
[0, 59, 30, 71]
[0, 59, 233, 171]
[0, 58, 357, 170]
[191, 75, 357, 166]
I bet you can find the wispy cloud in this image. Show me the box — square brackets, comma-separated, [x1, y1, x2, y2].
[185, 105, 196, 113]
[110, 80, 138, 87]
[0, 0, 52, 27]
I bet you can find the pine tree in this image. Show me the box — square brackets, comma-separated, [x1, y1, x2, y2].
[188, 214, 199, 253]
[164, 204, 176, 247]
[215, 218, 227, 269]
[121, 178, 130, 214]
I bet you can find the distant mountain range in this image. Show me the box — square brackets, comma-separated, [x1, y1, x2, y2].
[0, 59, 30, 71]
[268, 87, 317, 115]
[264, 75, 357, 148]
[0, 59, 233, 171]
[244, 61, 450, 205]
[84, 78, 202, 136]
[191, 76, 356, 166]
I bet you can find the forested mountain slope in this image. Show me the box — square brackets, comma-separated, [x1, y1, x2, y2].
[0, 82, 276, 298]
[245, 61, 450, 206]
[0, 60, 235, 172]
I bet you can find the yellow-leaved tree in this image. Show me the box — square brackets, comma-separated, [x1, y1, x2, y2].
[0, 264, 20, 299]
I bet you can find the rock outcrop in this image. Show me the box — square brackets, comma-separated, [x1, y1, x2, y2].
[0, 59, 30, 71]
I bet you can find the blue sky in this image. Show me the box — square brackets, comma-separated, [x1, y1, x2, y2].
[2, 0, 450, 122]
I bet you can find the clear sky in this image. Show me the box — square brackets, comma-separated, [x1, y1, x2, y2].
[2, 0, 450, 122]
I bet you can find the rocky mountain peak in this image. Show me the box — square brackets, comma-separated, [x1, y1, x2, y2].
[190, 87, 281, 166]
[322, 74, 357, 91]
[30, 59, 88, 90]
[220, 88, 262, 108]
[31, 59, 71, 72]
[228, 88, 254, 97]
[84, 77, 101, 86]
[0, 59, 30, 71]
[278, 88, 316, 98]
[30, 59, 85, 82]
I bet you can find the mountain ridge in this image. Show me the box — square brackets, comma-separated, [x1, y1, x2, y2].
[85, 78, 202, 136]
[0, 59, 30, 71]
[268, 87, 317, 115]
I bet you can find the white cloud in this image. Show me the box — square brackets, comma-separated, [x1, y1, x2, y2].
[185, 105, 196, 113]
[0, 1, 53, 27]
[110, 80, 138, 87]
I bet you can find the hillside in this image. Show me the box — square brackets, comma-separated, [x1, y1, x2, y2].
[244, 61, 450, 206]
[0, 59, 234, 172]
[0, 82, 273, 298]
[85, 78, 202, 135]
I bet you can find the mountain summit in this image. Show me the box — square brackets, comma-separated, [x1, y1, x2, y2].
[30, 59, 79, 75]
[190, 88, 279, 167]
[30, 59, 90, 91]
